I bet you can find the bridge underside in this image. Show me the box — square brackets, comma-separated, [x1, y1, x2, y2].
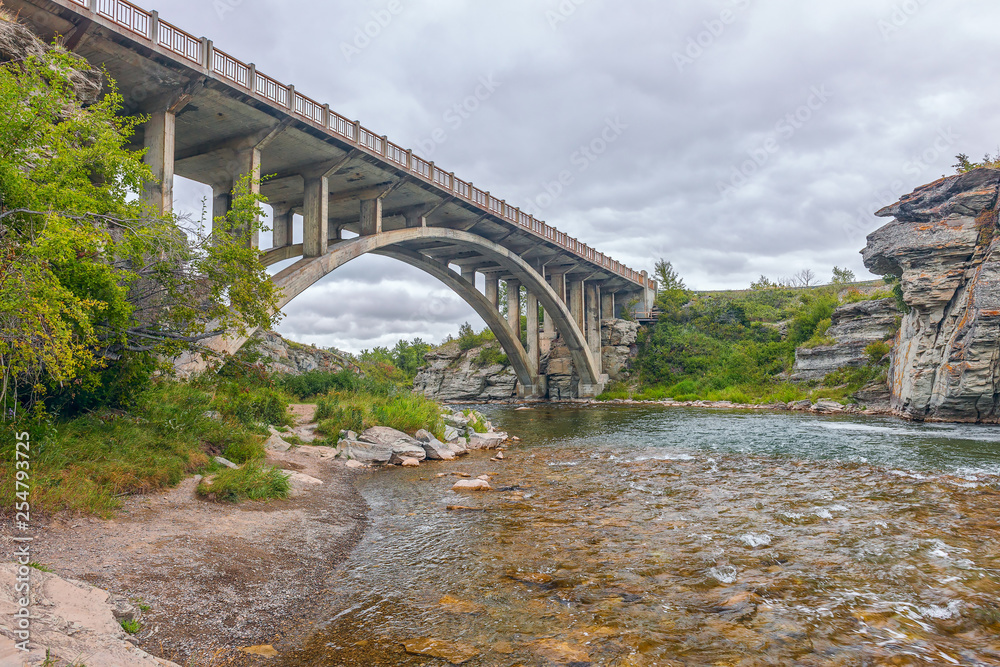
[8, 0, 658, 398]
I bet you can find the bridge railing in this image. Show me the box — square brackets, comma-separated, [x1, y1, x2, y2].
[68, 0, 655, 292]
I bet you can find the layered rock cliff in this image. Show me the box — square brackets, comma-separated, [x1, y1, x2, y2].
[791, 298, 899, 382]
[862, 168, 1000, 422]
[414, 319, 640, 401]
[250, 330, 357, 375]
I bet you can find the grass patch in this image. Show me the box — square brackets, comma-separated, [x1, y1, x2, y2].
[120, 619, 141, 634]
[197, 463, 290, 503]
[211, 384, 292, 429]
[27, 562, 52, 572]
[276, 369, 360, 400]
[0, 382, 266, 517]
[314, 387, 445, 441]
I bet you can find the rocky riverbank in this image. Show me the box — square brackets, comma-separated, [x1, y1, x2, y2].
[864, 168, 1000, 422]
[0, 404, 513, 666]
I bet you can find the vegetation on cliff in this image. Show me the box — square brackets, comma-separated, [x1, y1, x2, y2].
[607, 262, 893, 404]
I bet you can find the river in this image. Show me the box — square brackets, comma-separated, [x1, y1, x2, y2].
[279, 406, 1000, 666]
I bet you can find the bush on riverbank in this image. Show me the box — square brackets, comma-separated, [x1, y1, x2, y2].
[196, 463, 290, 503]
[0, 382, 269, 516]
[314, 386, 445, 441]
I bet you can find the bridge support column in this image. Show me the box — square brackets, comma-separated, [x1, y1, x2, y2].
[271, 204, 293, 249]
[211, 145, 262, 248]
[506, 279, 521, 340]
[543, 273, 565, 335]
[360, 198, 383, 236]
[142, 110, 175, 216]
[303, 175, 329, 257]
[484, 273, 500, 310]
[569, 280, 585, 332]
[461, 266, 476, 285]
[602, 291, 616, 321]
[526, 291, 540, 373]
[404, 211, 426, 228]
[586, 283, 602, 372]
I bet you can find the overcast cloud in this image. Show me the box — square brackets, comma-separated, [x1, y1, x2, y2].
[166, 0, 999, 353]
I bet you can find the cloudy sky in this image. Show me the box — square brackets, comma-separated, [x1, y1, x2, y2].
[165, 0, 999, 353]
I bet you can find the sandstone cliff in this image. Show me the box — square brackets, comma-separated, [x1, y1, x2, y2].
[250, 330, 357, 375]
[862, 168, 1000, 422]
[791, 298, 898, 382]
[414, 319, 639, 401]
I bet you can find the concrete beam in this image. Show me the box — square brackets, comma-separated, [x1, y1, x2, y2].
[461, 266, 476, 285]
[328, 182, 394, 204]
[506, 279, 521, 340]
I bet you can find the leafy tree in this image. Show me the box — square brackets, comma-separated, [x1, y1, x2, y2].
[0, 47, 279, 413]
[750, 275, 777, 290]
[652, 259, 690, 322]
[831, 266, 856, 285]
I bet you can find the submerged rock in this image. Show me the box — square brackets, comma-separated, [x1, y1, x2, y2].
[415, 430, 456, 461]
[452, 479, 492, 492]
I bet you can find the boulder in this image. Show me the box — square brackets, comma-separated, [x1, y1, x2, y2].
[813, 399, 845, 414]
[443, 425, 462, 442]
[789, 400, 813, 411]
[400, 458, 421, 467]
[359, 427, 428, 464]
[285, 471, 323, 497]
[295, 445, 338, 460]
[452, 479, 492, 492]
[336, 440, 393, 465]
[469, 431, 507, 450]
[264, 433, 292, 452]
[416, 431, 457, 461]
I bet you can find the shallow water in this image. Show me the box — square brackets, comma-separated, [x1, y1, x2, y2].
[280, 407, 1000, 666]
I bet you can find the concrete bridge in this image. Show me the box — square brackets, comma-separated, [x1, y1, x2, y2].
[10, 0, 656, 397]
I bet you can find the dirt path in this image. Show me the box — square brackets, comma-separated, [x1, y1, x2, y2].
[1, 430, 368, 666]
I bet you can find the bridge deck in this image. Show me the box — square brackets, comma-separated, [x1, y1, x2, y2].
[8, 0, 654, 296]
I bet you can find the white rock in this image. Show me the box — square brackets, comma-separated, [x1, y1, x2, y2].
[452, 479, 491, 492]
[213, 456, 238, 469]
[264, 433, 291, 452]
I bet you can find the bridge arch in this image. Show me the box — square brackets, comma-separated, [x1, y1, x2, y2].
[262, 227, 604, 396]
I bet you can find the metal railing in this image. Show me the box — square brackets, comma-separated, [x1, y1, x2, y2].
[72, 0, 655, 291]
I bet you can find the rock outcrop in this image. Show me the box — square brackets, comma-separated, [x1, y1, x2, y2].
[862, 168, 1000, 422]
[414, 319, 639, 401]
[250, 330, 356, 375]
[791, 298, 899, 381]
[413, 341, 519, 401]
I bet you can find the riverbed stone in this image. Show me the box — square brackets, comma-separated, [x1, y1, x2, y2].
[358, 427, 428, 464]
[452, 479, 492, 492]
[443, 424, 462, 442]
[336, 440, 393, 465]
[813, 399, 845, 413]
[400, 458, 421, 467]
[402, 638, 478, 664]
[419, 435, 456, 461]
[469, 431, 507, 449]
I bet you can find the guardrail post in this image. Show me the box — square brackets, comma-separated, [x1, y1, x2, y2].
[248, 63, 256, 92]
[323, 104, 331, 128]
[286, 85, 295, 109]
[449, 172, 455, 190]
[381, 135, 388, 156]
[406, 149, 412, 170]
[201, 38, 213, 71]
[149, 10, 159, 42]
[353, 121, 361, 144]
[88, 0, 97, 13]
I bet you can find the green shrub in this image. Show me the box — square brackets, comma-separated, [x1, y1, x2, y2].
[457, 322, 496, 351]
[475, 345, 509, 367]
[464, 410, 488, 433]
[277, 369, 359, 399]
[198, 463, 290, 503]
[221, 435, 266, 464]
[597, 381, 631, 401]
[865, 340, 891, 365]
[214, 386, 291, 428]
[315, 406, 368, 437]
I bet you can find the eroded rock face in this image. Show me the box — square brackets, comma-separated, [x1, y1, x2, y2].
[540, 319, 640, 399]
[862, 168, 1000, 422]
[251, 330, 352, 375]
[791, 298, 899, 382]
[0, 17, 103, 104]
[413, 341, 520, 402]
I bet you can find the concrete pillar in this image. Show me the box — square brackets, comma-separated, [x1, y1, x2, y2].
[586, 283, 602, 365]
[142, 110, 175, 216]
[360, 198, 382, 236]
[405, 211, 426, 228]
[303, 175, 330, 257]
[506, 279, 521, 340]
[544, 272, 565, 335]
[211, 146, 261, 248]
[484, 273, 500, 310]
[328, 220, 340, 242]
[569, 280, 585, 331]
[271, 204, 293, 249]
[526, 290, 539, 373]
[602, 291, 616, 321]
[461, 266, 476, 285]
